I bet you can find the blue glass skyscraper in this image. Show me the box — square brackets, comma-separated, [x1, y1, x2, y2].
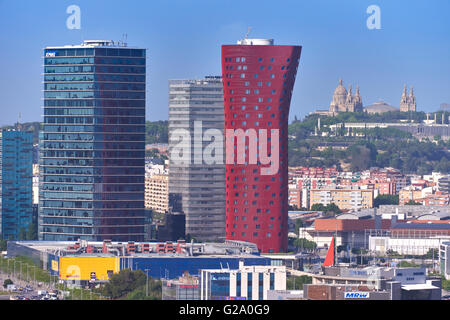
[0, 130, 33, 240]
[40, 40, 146, 241]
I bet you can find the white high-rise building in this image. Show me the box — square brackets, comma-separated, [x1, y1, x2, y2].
[168, 76, 225, 241]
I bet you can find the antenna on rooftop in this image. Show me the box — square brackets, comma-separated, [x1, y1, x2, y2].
[122, 33, 128, 47]
[16, 112, 22, 131]
[245, 27, 252, 39]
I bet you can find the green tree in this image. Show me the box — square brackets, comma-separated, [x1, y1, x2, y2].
[405, 200, 422, 205]
[26, 223, 38, 240]
[3, 279, 13, 288]
[324, 203, 341, 216]
[286, 275, 312, 290]
[0, 240, 7, 251]
[374, 194, 399, 207]
[348, 143, 377, 171]
[145, 121, 168, 144]
[424, 248, 439, 259]
[310, 203, 326, 211]
[18, 227, 27, 241]
[124, 277, 162, 300]
[294, 219, 304, 235]
[102, 269, 147, 299]
[397, 261, 419, 268]
[293, 238, 317, 252]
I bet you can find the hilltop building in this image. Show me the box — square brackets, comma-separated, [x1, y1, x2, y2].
[329, 79, 363, 114]
[400, 85, 417, 112]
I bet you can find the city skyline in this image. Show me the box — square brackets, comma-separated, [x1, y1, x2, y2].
[0, 0, 450, 126]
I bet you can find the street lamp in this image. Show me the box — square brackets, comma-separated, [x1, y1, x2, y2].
[29, 265, 36, 287]
[144, 269, 151, 297]
[24, 263, 29, 282]
[14, 261, 22, 280]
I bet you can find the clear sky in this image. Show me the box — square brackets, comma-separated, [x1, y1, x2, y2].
[0, 0, 449, 125]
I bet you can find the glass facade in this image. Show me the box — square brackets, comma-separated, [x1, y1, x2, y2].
[40, 42, 146, 241]
[0, 130, 33, 240]
[210, 272, 230, 299]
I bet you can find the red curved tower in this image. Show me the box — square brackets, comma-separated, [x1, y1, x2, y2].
[222, 38, 302, 253]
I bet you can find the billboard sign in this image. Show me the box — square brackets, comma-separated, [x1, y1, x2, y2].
[344, 292, 370, 299]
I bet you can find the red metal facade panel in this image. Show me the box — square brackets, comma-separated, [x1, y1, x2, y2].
[323, 236, 335, 266]
[221, 44, 301, 253]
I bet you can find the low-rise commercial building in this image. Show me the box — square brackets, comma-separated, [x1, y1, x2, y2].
[200, 262, 286, 300]
[303, 266, 441, 300]
[7, 240, 269, 287]
[439, 241, 450, 280]
[266, 290, 303, 300]
[162, 274, 200, 300]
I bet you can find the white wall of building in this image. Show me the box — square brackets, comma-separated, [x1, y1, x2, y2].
[200, 264, 286, 300]
[369, 236, 450, 255]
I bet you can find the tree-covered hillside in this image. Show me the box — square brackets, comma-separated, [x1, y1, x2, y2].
[4, 112, 450, 175]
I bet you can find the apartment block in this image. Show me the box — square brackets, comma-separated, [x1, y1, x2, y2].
[309, 188, 374, 211]
[145, 174, 169, 213]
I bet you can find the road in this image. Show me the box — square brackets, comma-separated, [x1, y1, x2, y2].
[0, 268, 59, 300]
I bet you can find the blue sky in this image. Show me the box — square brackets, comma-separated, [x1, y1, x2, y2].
[0, 0, 449, 125]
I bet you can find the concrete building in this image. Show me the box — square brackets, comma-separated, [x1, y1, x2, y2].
[32, 164, 39, 205]
[438, 176, 450, 194]
[371, 204, 450, 219]
[200, 261, 286, 300]
[288, 184, 302, 209]
[162, 274, 200, 300]
[369, 234, 450, 256]
[266, 290, 303, 300]
[309, 188, 375, 211]
[302, 266, 441, 300]
[399, 185, 434, 204]
[440, 241, 450, 280]
[328, 122, 450, 141]
[416, 192, 450, 206]
[364, 101, 398, 114]
[168, 76, 225, 242]
[301, 214, 393, 248]
[145, 174, 169, 213]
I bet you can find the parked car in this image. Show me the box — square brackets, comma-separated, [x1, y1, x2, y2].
[37, 290, 48, 296]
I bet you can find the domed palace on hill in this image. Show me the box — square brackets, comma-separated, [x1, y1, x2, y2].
[312, 79, 416, 116]
[329, 79, 363, 113]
